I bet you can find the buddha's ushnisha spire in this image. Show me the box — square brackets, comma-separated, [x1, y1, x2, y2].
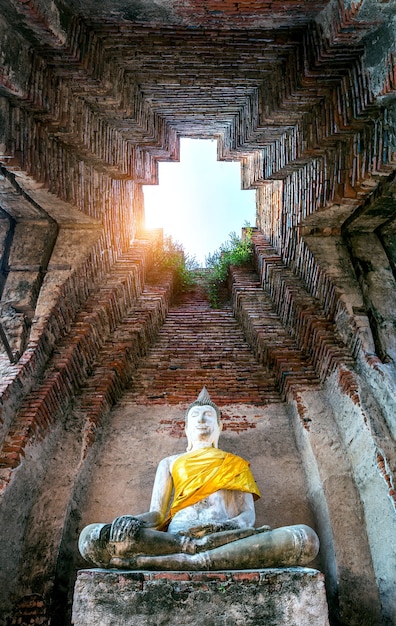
[185, 386, 221, 422]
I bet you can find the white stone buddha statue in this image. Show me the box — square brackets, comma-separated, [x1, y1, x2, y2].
[79, 387, 319, 570]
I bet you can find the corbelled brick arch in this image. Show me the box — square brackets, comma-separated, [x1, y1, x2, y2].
[0, 0, 395, 625]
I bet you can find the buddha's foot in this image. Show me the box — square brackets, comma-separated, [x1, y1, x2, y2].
[109, 556, 139, 569]
[256, 525, 271, 532]
[191, 526, 258, 552]
[109, 552, 210, 571]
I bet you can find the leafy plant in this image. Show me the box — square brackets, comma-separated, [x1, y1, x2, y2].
[204, 228, 253, 308]
[147, 235, 198, 293]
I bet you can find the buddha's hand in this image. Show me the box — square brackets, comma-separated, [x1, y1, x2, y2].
[181, 521, 240, 538]
[110, 515, 144, 542]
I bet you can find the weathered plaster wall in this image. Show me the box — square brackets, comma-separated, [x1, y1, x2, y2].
[290, 387, 384, 625]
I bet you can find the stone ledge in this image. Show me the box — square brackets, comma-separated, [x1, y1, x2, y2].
[72, 567, 330, 626]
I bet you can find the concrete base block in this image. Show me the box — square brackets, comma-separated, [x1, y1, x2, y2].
[72, 568, 330, 626]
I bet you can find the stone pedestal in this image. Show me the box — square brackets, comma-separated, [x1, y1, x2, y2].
[72, 568, 330, 626]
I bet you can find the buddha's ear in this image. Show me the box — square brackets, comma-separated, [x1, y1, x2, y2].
[212, 422, 222, 448]
[185, 428, 192, 451]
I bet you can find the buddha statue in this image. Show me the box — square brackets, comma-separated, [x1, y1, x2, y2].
[79, 387, 319, 570]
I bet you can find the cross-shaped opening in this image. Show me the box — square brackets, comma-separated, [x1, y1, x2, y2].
[143, 138, 256, 267]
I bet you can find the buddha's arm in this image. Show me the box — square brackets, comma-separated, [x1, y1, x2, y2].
[227, 492, 256, 529]
[110, 457, 174, 541]
[144, 456, 173, 527]
[234, 492, 256, 528]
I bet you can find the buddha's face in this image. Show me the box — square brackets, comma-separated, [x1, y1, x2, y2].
[185, 404, 221, 449]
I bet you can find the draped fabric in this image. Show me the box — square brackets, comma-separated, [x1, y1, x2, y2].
[170, 447, 261, 519]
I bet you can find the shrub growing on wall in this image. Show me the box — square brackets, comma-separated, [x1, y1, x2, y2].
[204, 228, 253, 308]
[148, 235, 198, 293]
[147, 229, 253, 306]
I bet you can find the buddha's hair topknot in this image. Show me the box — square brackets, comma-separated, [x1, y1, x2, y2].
[185, 387, 221, 423]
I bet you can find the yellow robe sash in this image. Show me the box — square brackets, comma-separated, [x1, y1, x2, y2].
[170, 447, 261, 519]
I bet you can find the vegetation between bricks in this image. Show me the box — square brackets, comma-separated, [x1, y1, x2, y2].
[148, 229, 253, 307]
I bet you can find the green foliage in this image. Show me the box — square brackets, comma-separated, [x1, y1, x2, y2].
[147, 228, 254, 304]
[204, 228, 253, 308]
[148, 235, 198, 293]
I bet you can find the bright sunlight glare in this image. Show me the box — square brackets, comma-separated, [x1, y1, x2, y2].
[143, 138, 256, 267]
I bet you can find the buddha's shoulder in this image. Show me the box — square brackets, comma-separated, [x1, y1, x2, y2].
[157, 452, 185, 472]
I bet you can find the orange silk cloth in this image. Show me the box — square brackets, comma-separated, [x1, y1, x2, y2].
[170, 447, 261, 519]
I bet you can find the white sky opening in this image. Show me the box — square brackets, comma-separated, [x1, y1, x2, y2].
[143, 138, 256, 267]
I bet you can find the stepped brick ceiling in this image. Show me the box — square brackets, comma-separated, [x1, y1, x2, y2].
[2, 0, 395, 218]
[29, 0, 333, 27]
[0, 0, 395, 391]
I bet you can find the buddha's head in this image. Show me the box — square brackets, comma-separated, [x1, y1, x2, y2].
[185, 387, 222, 451]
